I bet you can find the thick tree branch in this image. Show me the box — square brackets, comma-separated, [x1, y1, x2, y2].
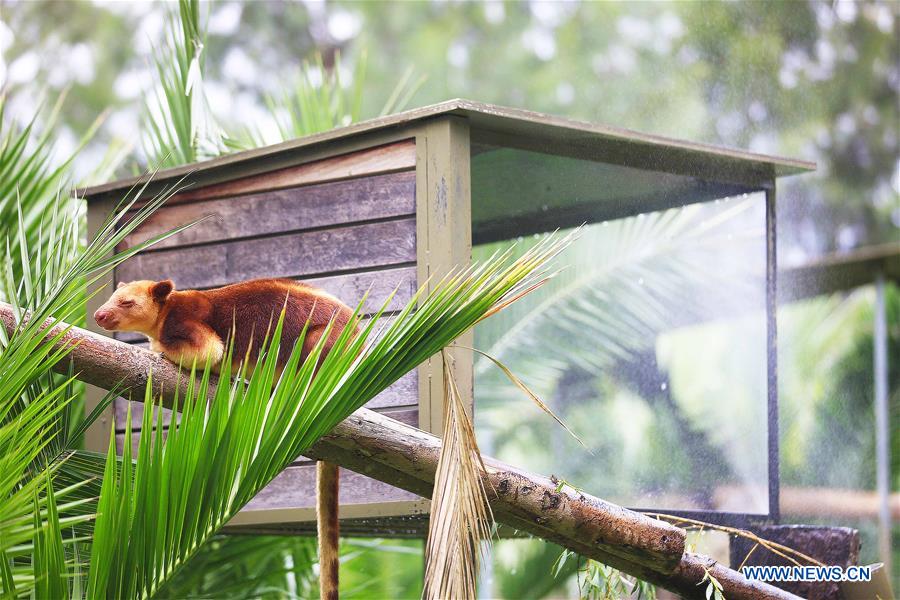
[1, 302, 799, 600]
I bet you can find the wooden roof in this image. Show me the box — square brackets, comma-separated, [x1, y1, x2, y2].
[779, 242, 900, 301]
[80, 98, 815, 201]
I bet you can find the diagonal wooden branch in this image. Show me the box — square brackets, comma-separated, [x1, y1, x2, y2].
[0, 302, 800, 600]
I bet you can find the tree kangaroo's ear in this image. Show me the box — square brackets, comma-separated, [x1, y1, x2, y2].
[151, 279, 175, 302]
[117, 281, 127, 289]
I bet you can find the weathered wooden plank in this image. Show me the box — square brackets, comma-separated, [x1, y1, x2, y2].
[244, 460, 423, 512]
[112, 265, 418, 344]
[115, 370, 418, 433]
[366, 370, 418, 410]
[120, 171, 416, 251]
[124, 140, 416, 210]
[115, 426, 167, 455]
[157, 141, 416, 207]
[116, 408, 420, 462]
[113, 398, 176, 431]
[115, 217, 416, 290]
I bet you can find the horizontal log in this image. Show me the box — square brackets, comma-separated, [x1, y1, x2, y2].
[667, 553, 800, 600]
[775, 486, 898, 520]
[0, 303, 800, 600]
[115, 217, 416, 289]
[112, 265, 418, 344]
[305, 411, 797, 599]
[119, 171, 416, 252]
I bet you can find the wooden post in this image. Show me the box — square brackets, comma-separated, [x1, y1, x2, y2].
[316, 461, 340, 600]
[415, 116, 473, 434]
[874, 273, 892, 580]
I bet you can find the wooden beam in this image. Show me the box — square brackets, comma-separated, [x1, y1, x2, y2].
[415, 116, 474, 434]
[779, 487, 898, 521]
[0, 302, 800, 600]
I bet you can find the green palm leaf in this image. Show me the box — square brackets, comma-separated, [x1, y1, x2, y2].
[157, 534, 318, 599]
[0, 92, 106, 295]
[143, 0, 222, 168]
[0, 174, 202, 598]
[475, 196, 765, 387]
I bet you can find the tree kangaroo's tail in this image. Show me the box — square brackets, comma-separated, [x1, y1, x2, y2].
[316, 460, 340, 600]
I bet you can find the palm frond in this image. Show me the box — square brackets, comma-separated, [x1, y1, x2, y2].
[475, 196, 765, 387]
[31, 472, 67, 600]
[143, 0, 222, 168]
[0, 91, 105, 293]
[0, 174, 201, 598]
[157, 535, 318, 599]
[423, 350, 493, 599]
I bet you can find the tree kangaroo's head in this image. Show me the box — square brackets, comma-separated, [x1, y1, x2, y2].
[93, 279, 174, 334]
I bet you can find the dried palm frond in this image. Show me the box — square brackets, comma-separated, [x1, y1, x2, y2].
[423, 350, 493, 600]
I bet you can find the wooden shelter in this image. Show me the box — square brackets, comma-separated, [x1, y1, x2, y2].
[80, 99, 814, 535]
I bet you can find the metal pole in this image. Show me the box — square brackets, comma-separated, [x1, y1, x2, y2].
[765, 187, 780, 523]
[874, 273, 891, 579]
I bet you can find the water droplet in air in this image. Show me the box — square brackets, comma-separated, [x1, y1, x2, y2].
[660, 382, 668, 391]
[638, 277, 644, 285]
